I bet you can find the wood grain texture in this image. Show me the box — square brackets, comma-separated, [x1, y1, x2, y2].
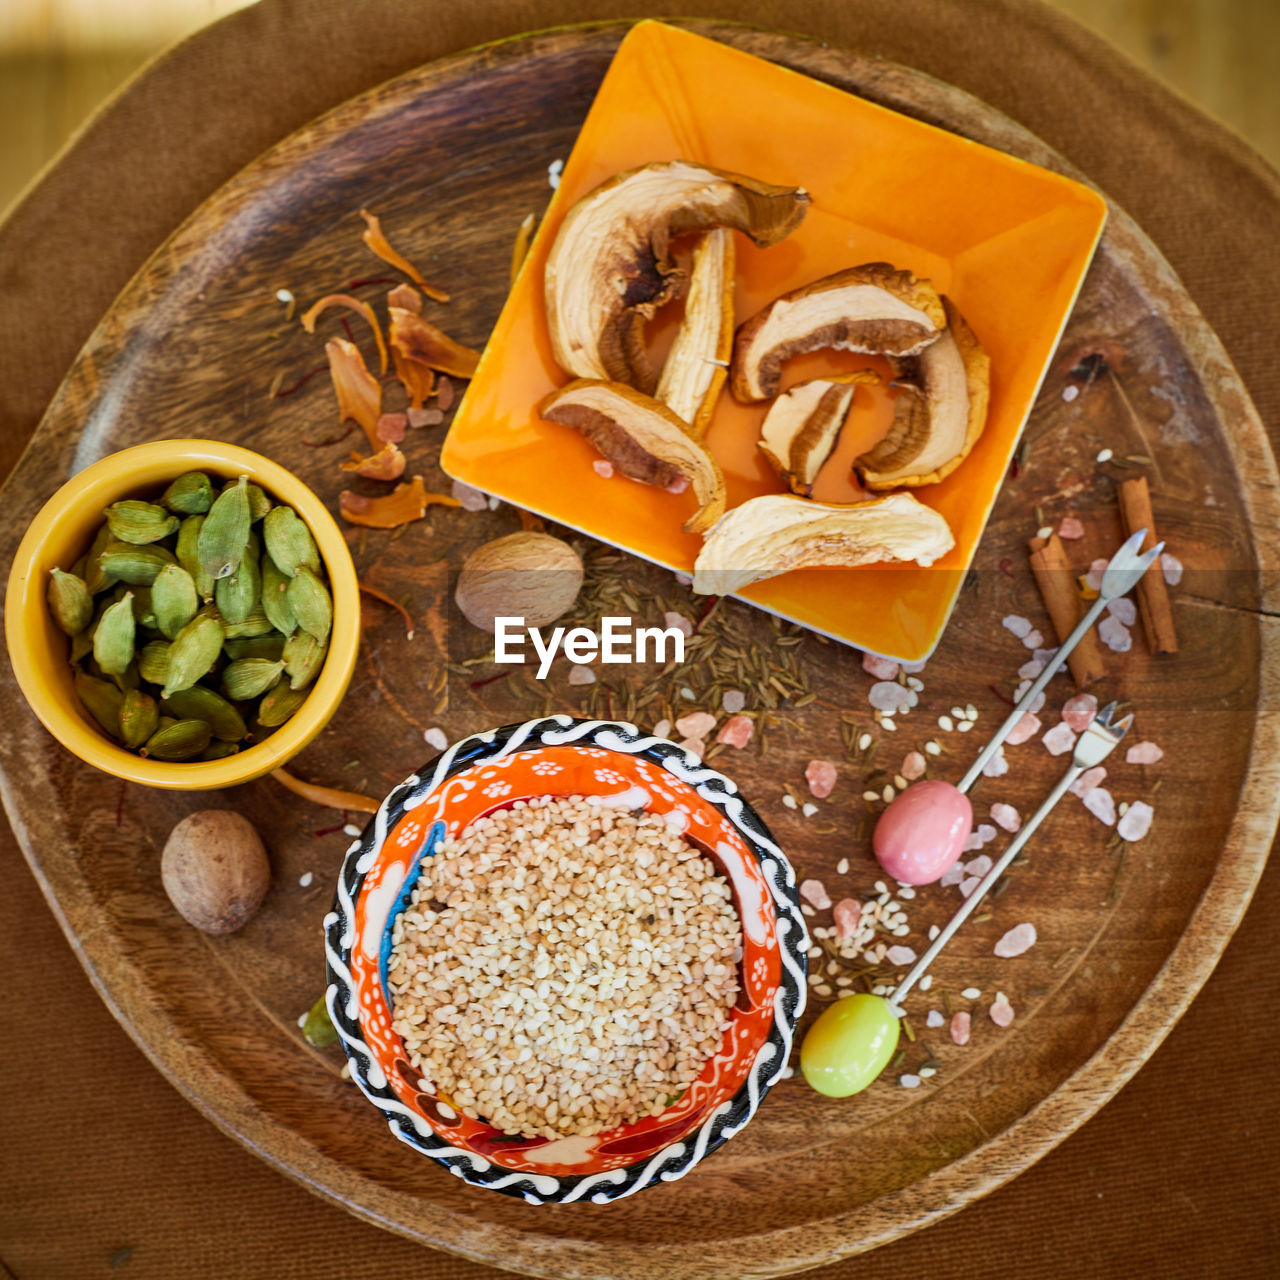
[0, 21, 1277, 1279]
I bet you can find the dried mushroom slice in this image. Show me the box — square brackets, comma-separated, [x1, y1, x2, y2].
[654, 228, 735, 439]
[855, 297, 990, 489]
[545, 160, 809, 392]
[758, 370, 879, 496]
[731, 263, 946, 403]
[691, 491, 954, 595]
[539, 379, 726, 534]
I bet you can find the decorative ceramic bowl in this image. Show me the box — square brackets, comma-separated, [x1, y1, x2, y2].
[325, 716, 807, 1203]
[4, 438, 360, 789]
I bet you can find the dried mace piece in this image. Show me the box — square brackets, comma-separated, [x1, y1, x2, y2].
[731, 262, 945, 402]
[691, 491, 955, 595]
[538, 380, 726, 533]
[855, 297, 990, 489]
[758, 371, 878, 495]
[161, 809, 270, 934]
[545, 160, 809, 391]
[455, 532, 583, 632]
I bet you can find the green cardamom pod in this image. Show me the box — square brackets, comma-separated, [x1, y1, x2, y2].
[282, 629, 327, 690]
[129, 585, 157, 629]
[161, 471, 214, 515]
[47, 568, 93, 636]
[286, 566, 331, 642]
[198, 475, 251, 582]
[160, 686, 247, 742]
[74, 670, 125, 738]
[93, 594, 136, 676]
[82, 522, 119, 595]
[138, 639, 171, 684]
[215, 532, 261, 625]
[257, 682, 307, 728]
[301, 994, 338, 1047]
[162, 613, 224, 699]
[151, 564, 199, 640]
[110, 660, 141, 693]
[262, 506, 320, 578]
[104, 500, 180, 545]
[259, 551, 297, 635]
[98, 540, 178, 586]
[201, 740, 241, 761]
[221, 605, 274, 639]
[176, 515, 215, 601]
[224, 633, 285, 662]
[221, 477, 272, 522]
[222, 658, 284, 701]
[140, 718, 212, 760]
[70, 626, 94, 665]
[118, 688, 160, 749]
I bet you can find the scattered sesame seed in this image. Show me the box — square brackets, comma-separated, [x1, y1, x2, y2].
[906, 677, 924, 692]
[837, 857, 849, 875]
[424, 726, 449, 751]
[815, 984, 833, 997]
[275, 288, 294, 303]
[918, 1067, 937, 1078]
[862, 790, 880, 802]
[857, 732, 872, 751]
[938, 715, 954, 731]
[836, 975, 853, 987]
[801, 904, 815, 917]
[1062, 384, 1079, 402]
[296, 1011, 308, 1028]
[965, 704, 978, 721]
[926, 1010, 944, 1028]
[808, 945, 823, 959]
[919, 974, 933, 991]
[962, 987, 982, 999]
[782, 794, 798, 810]
[881, 717, 897, 731]
[893, 924, 910, 937]
[343, 823, 362, 837]
[950, 706, 964, 719]
[1036, 525, 1053, 540]
[928, 925, 940, 941]
[958, 720, 974, 733]
[1096, 447, 1113, 462]
[874, 881, 888, 894]
[808, 973, 823, 986]
[881, 785, 895, 803]
[893, 774, 908, 789]
[925, 741, 942, 756]
[802, 802, 818, 817]
[898, 886, 916, 900]
[298, 871, 314, 888]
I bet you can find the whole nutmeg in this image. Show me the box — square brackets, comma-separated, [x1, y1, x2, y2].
[161, 809, 270, 934]
[455, 531, 583, 631]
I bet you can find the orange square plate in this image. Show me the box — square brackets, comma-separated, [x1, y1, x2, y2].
[441, 20, 1107, 660]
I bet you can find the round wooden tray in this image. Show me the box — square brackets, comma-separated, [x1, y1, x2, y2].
[1, 20, 1277, 1279]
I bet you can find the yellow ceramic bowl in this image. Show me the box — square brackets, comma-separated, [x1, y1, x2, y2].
[5, 439, 360, 789]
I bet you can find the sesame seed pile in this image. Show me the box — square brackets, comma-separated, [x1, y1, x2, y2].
[388, 795, 742, 1140]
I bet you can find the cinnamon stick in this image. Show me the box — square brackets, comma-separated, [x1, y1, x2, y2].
[1117, 475, 1178, 654]
[1027, 533, 1107, 686]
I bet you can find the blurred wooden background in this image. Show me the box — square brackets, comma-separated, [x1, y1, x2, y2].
[2, 0, 1278, 216]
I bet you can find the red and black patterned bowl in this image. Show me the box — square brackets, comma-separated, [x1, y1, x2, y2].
[325, 716, 807, 1203]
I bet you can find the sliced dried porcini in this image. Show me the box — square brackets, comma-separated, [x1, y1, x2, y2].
[654, 227, 734, 439]
[855, 297, 991, 489]
[325, 338, 381, 446]
[538, 379, 726, 534]
[545, 160, 809, 392]
[340, 442, 406, 481]
[731, 263, 946, 402]
[758, 370, 879, 495]
[691, 491, 954, 595]
[339, 475, 460, 528]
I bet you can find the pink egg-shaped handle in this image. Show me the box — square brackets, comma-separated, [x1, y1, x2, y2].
[873, 779, 973, 885]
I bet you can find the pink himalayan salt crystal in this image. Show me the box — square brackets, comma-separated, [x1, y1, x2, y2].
[436, 376, 455, 412]
[1162, 553, 1183, 586]
[1070, 766, 1107, 798]
[1002, 615, 1032, 639]
[994, 922, 1037, 957]
[1058, 517, 1085, 540]
[424, 727, 448, 751]
[799, 878, 832, 910]
[665, 475, 689, 495]
[982, 749, 1009, 778]
[862, 652, 901, 680]
[722, 689, 746, 714]
[950, 1011, 972, 1046]
[664, 610, 694, 638]
[407, 406, 443, 428]
[886, 945, 917, 966]
[375, 412, 407, 443]
[901, 751, 926, 781]
[677, 736, 706, 759]
[653, 718, 672, 739]
[833, 898, 862, 941]
[1023, 628, 1045, 650]
[1107, 596, 1137, 627]
[901, 658, 928, 675]
[963, 823, 997, 853]
[1085, 558, 1108, 591]
[1013, 682, 1047, 715]
[592, 459, 615, 479]
[1098, 614, 1132, 652]
[567, 665, 595, 686]
[805, 759, 838, 799]
[991, 802, 1021, 833]
[959, 876, 982, 898]
[1082, 786, 1117, 825]
[1118, 800, 1155, 842]
[452, 479, 488, 511]
[940, 860, 966, 887]
[965, 854, 993, 878]
[1126, 741, 1164, 765]
[868, 680, 913, 715]
[675, 711, 716, 740]
[1061, 692, 1098, 732]
[1043, 722, 1077, 756]
[989, 998, 1016, 1028]
[1006, 713, 1042, 746]
[716, 714, 754, 749]
[1018, 656, 1045, 680]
